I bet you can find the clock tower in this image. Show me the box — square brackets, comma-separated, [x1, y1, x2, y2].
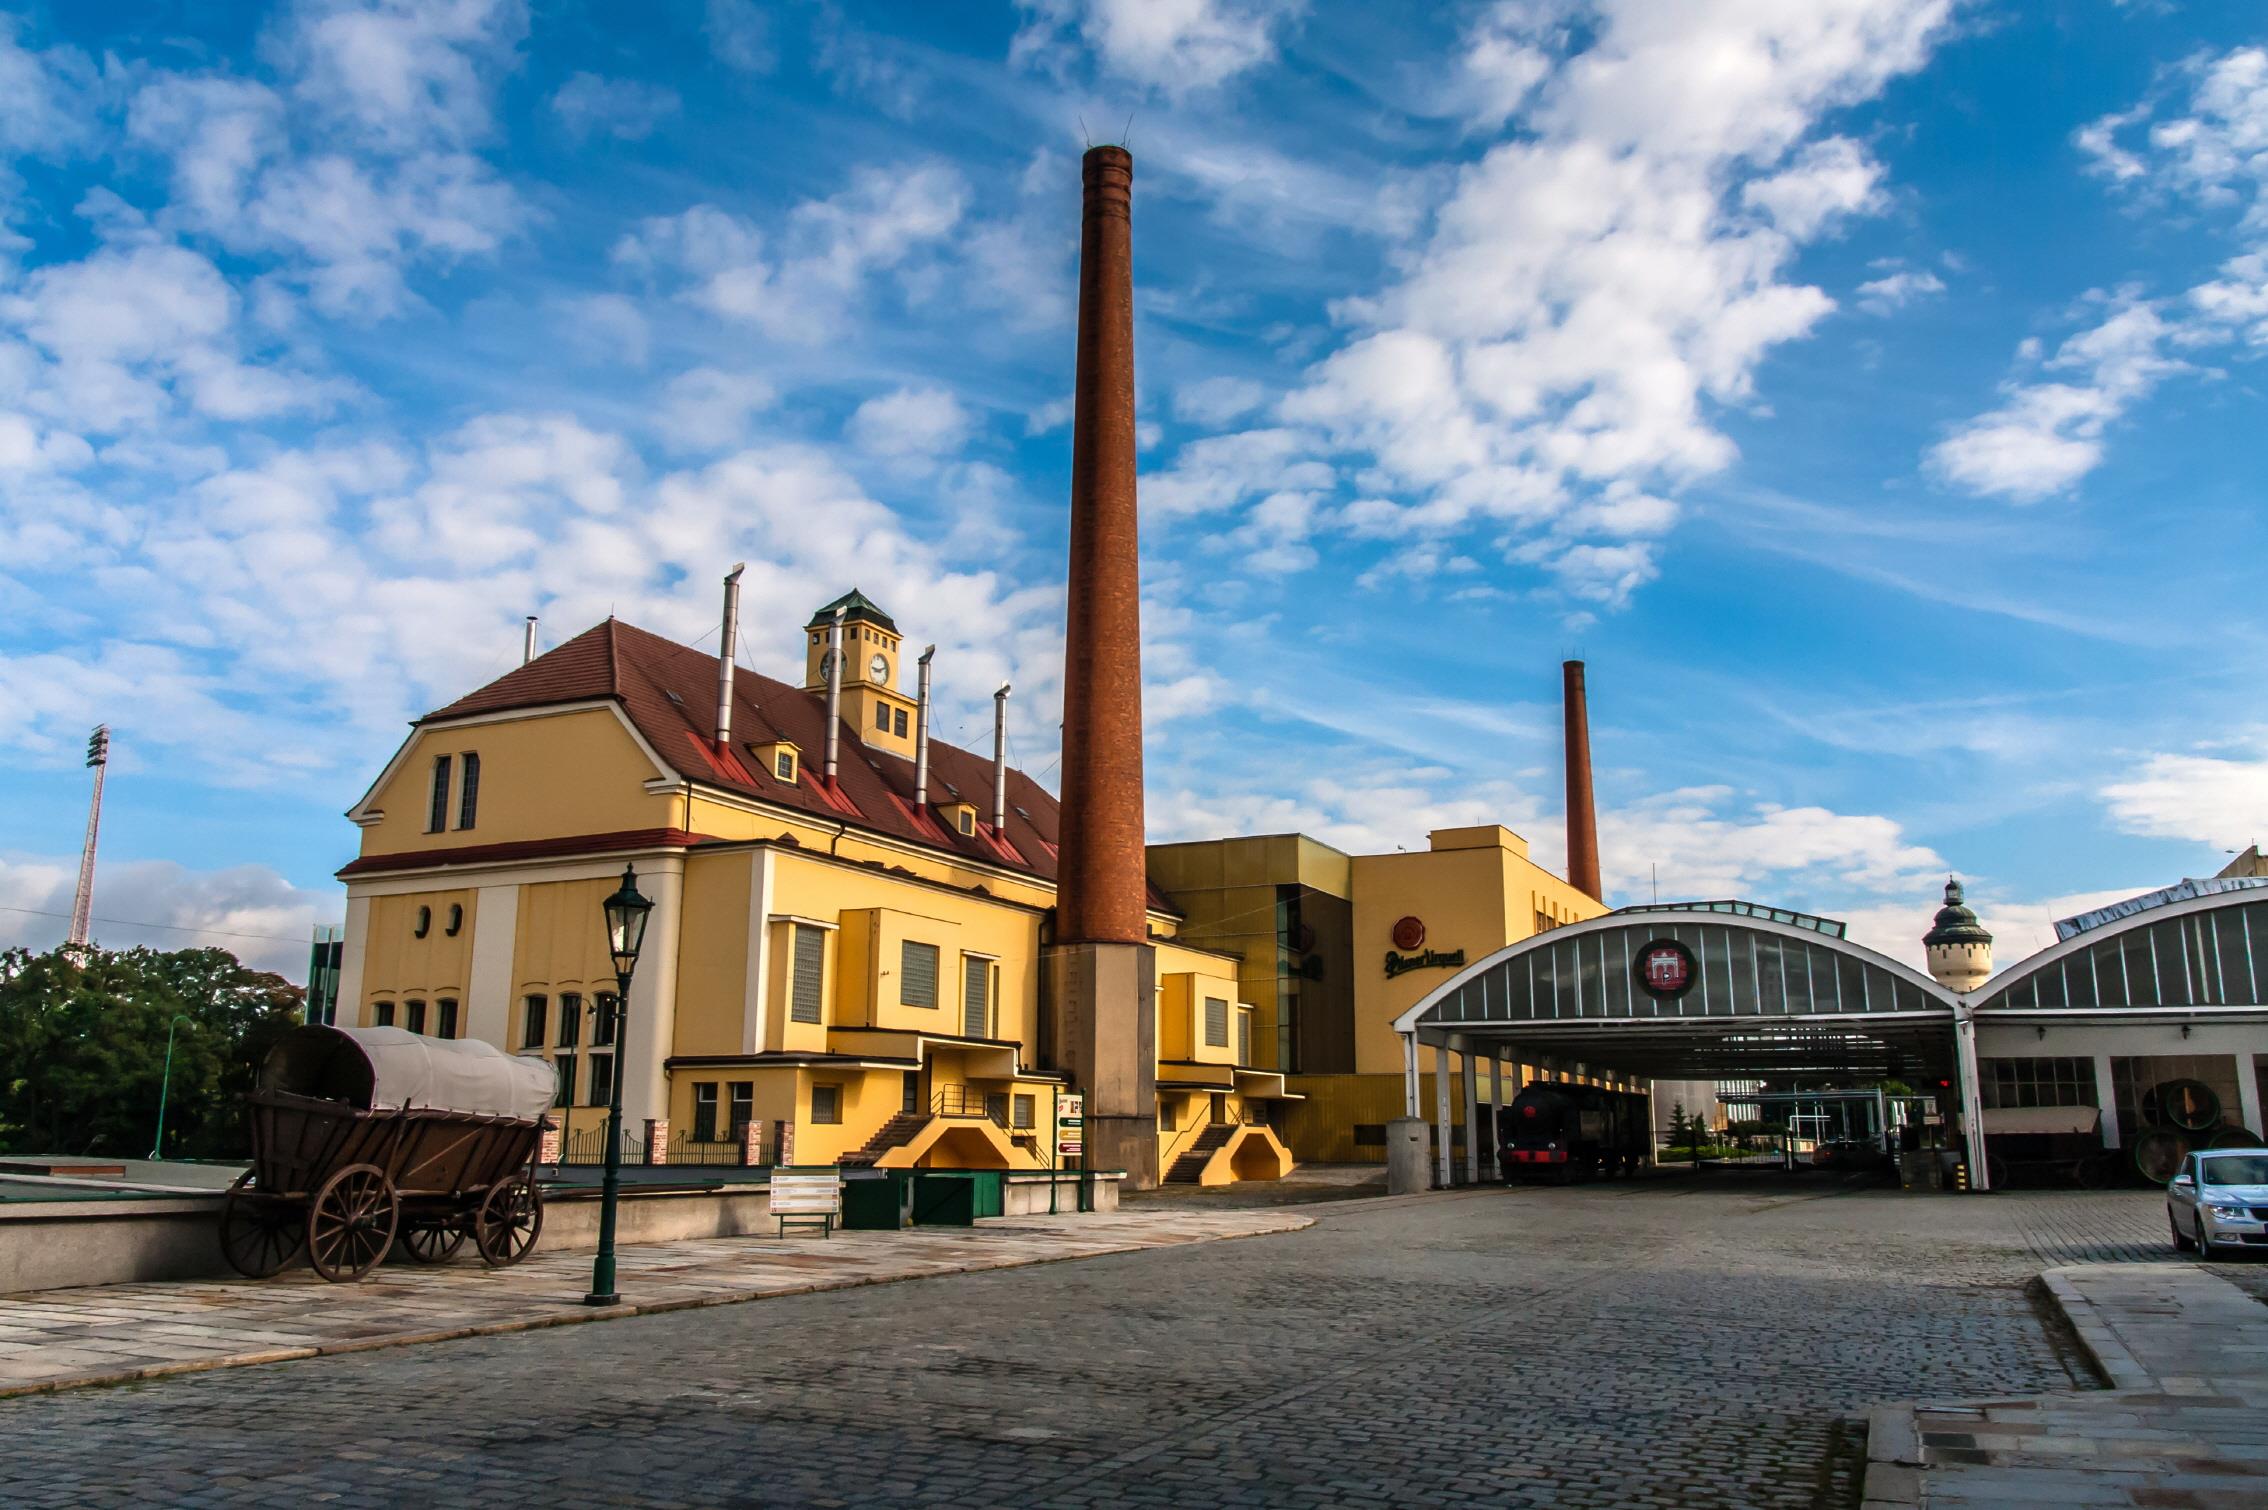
[803, 590, 917, 758]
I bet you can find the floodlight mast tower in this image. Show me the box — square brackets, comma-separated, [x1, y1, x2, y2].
[68, 726, 110, 954]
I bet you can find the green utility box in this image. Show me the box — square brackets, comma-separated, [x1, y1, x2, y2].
[910, 1170, 1005, 1226]
[841, 1169, 915, 1230]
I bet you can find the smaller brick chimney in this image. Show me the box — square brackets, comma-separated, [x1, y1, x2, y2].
[1563, 660, 1601, 901]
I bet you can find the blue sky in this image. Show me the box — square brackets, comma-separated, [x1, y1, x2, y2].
[2, 0, 2264, 978]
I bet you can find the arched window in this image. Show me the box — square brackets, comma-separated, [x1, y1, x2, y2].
[427, 754, 452, 833]
[414, 905, 431, 939]
[456, 752, 480, 829]
[445, 903, 464, 936]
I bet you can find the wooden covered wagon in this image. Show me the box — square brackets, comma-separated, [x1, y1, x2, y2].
[219, 1025, 557, 1282]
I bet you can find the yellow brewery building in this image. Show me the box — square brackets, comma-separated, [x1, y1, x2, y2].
[335, 589, 1297, 1186]
[335, 586, 1619, 1183]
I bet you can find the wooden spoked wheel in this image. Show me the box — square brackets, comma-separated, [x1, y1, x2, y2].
[307, 1163, 399, 1283]
[473, 1175, 543, 1268]
[400, 1222, 467, 1264]
[219, 1171, 305, 1279]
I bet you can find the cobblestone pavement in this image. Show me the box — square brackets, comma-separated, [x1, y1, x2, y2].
[0, 1208, 1307, 1399]
[5, 1176, 2101, 1508]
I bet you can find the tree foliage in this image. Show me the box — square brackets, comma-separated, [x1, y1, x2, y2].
[0, 945, 302, 1160]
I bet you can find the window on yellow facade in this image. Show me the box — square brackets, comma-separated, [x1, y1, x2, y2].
[692, 1083, 718, 1141]
[437, 999, 458, 1039]
[445, 903, 463, 936]
[521, 995, 547, 1049]
[961, 954, 990, 1038]
[554, 1053, 576, 1108]
[775, 749, 796, 781]
[373, 1001, 395, 1028]
[456, 752, 480, 830]
[406, 999, 427, 1034]
[1236, 1007, 1251, 1065]
[893, 708, 908, 737]
[593, 993, 618, 1047]
[1203, 996, 1229, 1048]
[812, 1083, 842, 1124]
[956, 806, 975, 836]
[729, 1082, 753, 1137]
[558, 993, 583, 1047]
[413, 906, 430, 938]
[790, 926, 825, 1023]
[1012, 1093, 1034, 1129]
[586, 1049, 613, 1109]
[427, 754, 452, 833]
[875, 703, 890, 731]
[1159, 1101, 1177, 1132]
[901, 940, 940, 1009]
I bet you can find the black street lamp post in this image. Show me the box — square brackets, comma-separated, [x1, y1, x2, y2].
[586, 863, 653, 1307]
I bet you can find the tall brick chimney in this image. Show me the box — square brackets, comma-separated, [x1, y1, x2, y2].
[1563, 660, 1602, 901]
[1049, 144, 1158, 1188]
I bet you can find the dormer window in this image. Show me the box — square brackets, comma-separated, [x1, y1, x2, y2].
[752, 740, 800, 785]
[950, 803, 978, 837]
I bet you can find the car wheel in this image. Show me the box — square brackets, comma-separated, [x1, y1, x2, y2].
[2172, 1213, 2196, 1252]
[2197, 1216, 2221, 1262]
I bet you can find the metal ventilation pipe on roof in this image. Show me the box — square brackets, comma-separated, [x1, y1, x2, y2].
[522, 616, 538, 665]
[991, 683, 1011, 834]
[823, 605, 846, 790]
[715, 563, 745, 746]
[913, 645, 936, 809]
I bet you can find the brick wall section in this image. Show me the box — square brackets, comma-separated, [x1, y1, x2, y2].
[1056, 144, 1148, 947]
[644, 1119, 669, 1165]
[740, 1119, 764, 1166]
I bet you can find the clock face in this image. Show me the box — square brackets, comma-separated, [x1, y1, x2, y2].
[868, 653, 889, 682]
[819, 649, 840, 679]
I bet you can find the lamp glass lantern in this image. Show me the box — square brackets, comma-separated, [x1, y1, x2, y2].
[604, 866, 653, 980]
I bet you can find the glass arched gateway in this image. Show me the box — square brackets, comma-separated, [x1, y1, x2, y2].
[1966, 878, 2268, 1170]
[1392, 902, 1963, 1189]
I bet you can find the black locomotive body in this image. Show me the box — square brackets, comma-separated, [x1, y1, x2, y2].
[1498, 1082, 1652, 1180]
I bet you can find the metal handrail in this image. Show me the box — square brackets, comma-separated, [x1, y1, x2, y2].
[932, 1084, 1008, 1127]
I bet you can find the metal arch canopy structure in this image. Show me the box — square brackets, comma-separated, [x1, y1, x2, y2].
[1390, 902, 1974, 1190]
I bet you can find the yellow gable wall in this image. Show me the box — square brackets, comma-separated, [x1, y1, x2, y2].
[359, 889, 476, 1012]
[513, 874, 626, 1013]
[358, 707, 679, 856]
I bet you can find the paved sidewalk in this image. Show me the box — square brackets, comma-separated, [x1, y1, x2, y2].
[0, 1207, 1307, 1400]
[1867, 1262, 2268, 1508]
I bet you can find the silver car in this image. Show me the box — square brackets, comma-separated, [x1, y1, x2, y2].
[2167, 1149, 2268, 1260]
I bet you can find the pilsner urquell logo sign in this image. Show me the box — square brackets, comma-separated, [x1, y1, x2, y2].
[1383, 914, 1464, 977]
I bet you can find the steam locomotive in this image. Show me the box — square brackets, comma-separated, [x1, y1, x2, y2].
[1498, 1082, 1652, 1180]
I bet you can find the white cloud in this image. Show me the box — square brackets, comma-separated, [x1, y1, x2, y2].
[1928, 297, 2183, 501]
[617, 164, 968, 343]
[704, 0, 777, 74]
[550, 72, 679, 140]
[271, 0, 528, 150]
[847, 386, 973, 461]
[1941, 46, 2268, 498]
[1012, 0, 1302, 94]
[1163, 0, 1952, 606]
[656, 367, 775, 453]
[0, 851, 338, 979]
[1855, 267, 1945, 314]
[1173, 375, 1269, 426]
[2101, 732, 2268, 849]
[1142, 427, 1332, 519]
[1219, 489, 1319, 573]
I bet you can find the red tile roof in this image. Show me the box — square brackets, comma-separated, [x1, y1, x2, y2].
[413, 618, 1174, 911]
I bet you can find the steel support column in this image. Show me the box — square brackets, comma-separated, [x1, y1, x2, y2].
[1402, 1032, 1421, 1119]
[2094, 1053, 2120, 1149]
[1953, 1005, 1989, 1191]
[1488, 1055, 1504, 1181]
[1460, 1049, 1479, 1186]
[1434, 1042, 1453, 1190]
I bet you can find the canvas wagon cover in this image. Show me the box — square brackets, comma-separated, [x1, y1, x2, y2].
[262, 1025, 556, 1122]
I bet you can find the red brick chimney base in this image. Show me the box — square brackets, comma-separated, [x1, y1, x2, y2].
[1046, 940, 1159, 1190]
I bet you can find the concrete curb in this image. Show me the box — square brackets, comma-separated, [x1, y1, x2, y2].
[1860, 1403, 1924, 1510]
[2039, 1266, 2156, 1391]
[0, 1215, 1311, 1403]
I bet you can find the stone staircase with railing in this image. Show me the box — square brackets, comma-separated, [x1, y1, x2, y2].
[839, 1112, 931, 1168]
[1165, 1121, 1238, 1183]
